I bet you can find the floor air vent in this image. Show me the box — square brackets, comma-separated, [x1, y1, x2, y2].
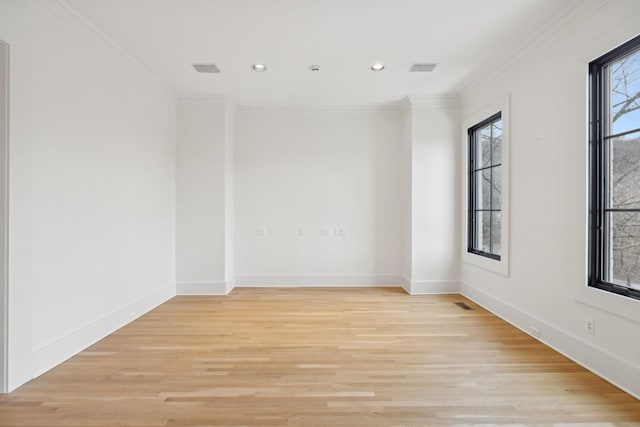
[454, 302, 473, 310]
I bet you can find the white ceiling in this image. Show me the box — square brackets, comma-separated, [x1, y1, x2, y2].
[63, 0, 577, 107]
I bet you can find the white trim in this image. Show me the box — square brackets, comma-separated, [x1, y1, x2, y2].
[235, 105, 403, 114]
[225, 97, 238, 114]
[234, 274, 403, 288]
[461, 94, 510, 277]
[404, 280, 459, 295]
[576, 6, 640, 64]
[460, 0, 606, 97]
[575, 283, 640, 325]
[0, 40, 8, 394]
[406, 95, 460, 109]
[53, 0, 177, 97]
[177, 97, 233, 105]
[461, 281, 640, 400]
[31, 284, 175, 381]
[176, 281, 233, 295]
[400, 276, 411, 294]
[225, 277, 236, 295]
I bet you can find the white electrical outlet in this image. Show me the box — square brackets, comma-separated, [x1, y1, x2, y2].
[530, 326, 540, 338]
[586, 318, 595, 335]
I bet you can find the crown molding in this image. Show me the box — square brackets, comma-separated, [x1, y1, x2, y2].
[225, 97, 238, 113]
[460, 0, 609, 97]
[406, 95, 460, 109]
[54, 0, 178, 98]
[177, 96, 233, 105]
[235, 104, 403, 113]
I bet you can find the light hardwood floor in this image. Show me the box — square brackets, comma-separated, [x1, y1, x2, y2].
[1, 287, 639, 426]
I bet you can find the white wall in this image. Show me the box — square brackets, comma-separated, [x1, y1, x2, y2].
[175, 100, 234, 294]
[460, 0, 640, 398]
[405, 98, 460, 294]
[234, 109, 404, 286]
[0, 0, 176, 391]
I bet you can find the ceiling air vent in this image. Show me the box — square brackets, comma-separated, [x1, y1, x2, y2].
[193, 63, 220, 73]
[409, 63, 437, 72]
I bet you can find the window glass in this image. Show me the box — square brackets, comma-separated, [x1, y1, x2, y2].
[468, 113, 502, 259]
[609, 48, 640, 136]
[589, 35, 640, 299]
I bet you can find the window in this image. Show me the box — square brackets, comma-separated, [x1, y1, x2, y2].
[462, 96, 509, 275]
[468, 112, 502, 260]
[589, 34, 640, 300]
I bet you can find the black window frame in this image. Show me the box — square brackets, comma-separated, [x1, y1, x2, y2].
[468, 112, 502, 261]
[589, 34, 640, 301]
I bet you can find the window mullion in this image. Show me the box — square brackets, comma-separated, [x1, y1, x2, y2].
[489, 121, 493, 254]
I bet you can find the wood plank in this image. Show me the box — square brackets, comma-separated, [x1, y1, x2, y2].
[0, 287, 638, 426]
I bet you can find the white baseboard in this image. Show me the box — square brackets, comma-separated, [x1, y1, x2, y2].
[401, 276, 411, 294]
[225, 277, 235, 294]
[176, 281, 233, 295]
[32, 283, 175, 380]
[460, 281, 640, 399]
[234, 274, 403, 287]
[403, 279, 460, 295]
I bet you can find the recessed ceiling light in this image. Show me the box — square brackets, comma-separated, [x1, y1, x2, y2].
[371, 63, 385, 71]
[310, 65, 321, 72]
[192, 63, 220, 73]
[252, 63, 266, 72]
